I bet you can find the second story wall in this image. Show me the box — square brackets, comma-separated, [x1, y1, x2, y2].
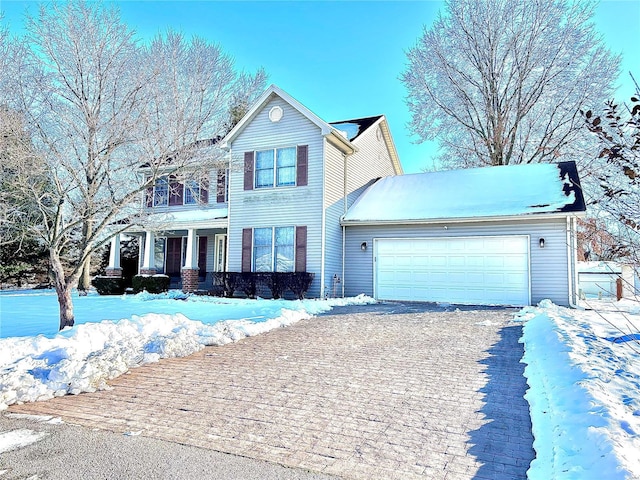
[226, 95, 326, 295]
[345, 121, 399, 209]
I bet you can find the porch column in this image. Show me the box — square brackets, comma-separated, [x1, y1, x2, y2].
[182, 228, 199, 293]
[140, 231, 157, 275]
[105, 234, 123, 278]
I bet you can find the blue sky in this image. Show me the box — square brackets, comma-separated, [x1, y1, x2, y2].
[1, 0, 639, 173]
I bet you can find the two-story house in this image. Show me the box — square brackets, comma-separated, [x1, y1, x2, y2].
[105, 84, 586, 306]
[105, 85, 402, 298]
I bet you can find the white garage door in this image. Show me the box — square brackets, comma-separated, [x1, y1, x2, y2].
[375, 236, 530, 306]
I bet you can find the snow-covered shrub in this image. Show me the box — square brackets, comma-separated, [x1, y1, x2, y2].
[132, 275, 169, 294]
[92, 276, 125, 295]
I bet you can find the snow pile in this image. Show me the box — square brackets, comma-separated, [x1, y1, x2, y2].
[0, 428, 47, 454]
[0, 293, 375, 410]
[518, 299, 640, 479]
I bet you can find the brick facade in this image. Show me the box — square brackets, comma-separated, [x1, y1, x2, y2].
[182, 268, 199, 293]
[104, 267, 123, 278]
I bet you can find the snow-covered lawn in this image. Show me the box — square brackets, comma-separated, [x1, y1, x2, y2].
[519, 299, 640, 480]
[0, 289, 375, 410]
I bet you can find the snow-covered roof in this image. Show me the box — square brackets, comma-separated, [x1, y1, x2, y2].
[577, 261, 627, 274]
[330, 115, 383, 141]
[342, 161, 585, 224]
[138, 208, 228, 230]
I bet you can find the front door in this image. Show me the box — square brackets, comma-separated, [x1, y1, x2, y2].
[166, 237, 183, 277]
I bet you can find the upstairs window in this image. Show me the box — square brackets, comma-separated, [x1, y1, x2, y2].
[184, 180, 200, 205]
[154, 178, 169, 207]
[147, 175, 209, 208]
[255, 147, 297, 189]
[244, 146, 307, 191]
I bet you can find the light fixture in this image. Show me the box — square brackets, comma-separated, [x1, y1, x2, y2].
[539, 238, 545, 248]
[361, 242, 367, 251]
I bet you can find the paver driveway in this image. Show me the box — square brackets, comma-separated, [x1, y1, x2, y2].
[10, 303, 534, 479]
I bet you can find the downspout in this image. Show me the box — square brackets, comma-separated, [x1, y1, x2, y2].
[566, 216, 579, 308]
[320, 139, 326, 298]
[342, 152, 348, 298]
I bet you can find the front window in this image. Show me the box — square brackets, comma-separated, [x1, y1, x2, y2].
[253, 228, 273, 272]
[252, 226, 295, 272]
[154, 237, 166, 273]
[255, 147, 296, 188]
[154, 178, 168, 207]
[184, 180, 200, 205]
[274, 227, 295, 272]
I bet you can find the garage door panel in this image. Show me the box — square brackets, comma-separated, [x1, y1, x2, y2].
[375, 236, 529, 306]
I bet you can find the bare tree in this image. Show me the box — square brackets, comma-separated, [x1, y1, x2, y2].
[402, 0, 620, 168]
[583, 76, 640, 268]
[2, 1, 265, 330]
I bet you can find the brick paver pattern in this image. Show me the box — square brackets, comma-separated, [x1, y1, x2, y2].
[11, 308, 534, 480]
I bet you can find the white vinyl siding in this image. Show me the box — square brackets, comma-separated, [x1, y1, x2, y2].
[344, 218, 572, 306]
[346, 123, 398, 208]
[227, 96, 324, 296]
[322, 123, 400, 297]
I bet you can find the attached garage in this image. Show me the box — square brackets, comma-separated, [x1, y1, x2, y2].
[341, 162, 587, 307]
[375, 236, 530, 306]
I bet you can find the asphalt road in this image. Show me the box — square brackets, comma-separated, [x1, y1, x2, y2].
[0, 413, 338, 480]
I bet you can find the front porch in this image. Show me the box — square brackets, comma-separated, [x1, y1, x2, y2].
[106, 228, 228, 292]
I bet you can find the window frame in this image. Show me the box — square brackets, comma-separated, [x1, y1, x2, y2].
[151, 175, 209, 207]
[252, 226, 295, 272]
[254, 146, 297, 189]
[183, 179, 201, 205]
[153, 177, 169, 207]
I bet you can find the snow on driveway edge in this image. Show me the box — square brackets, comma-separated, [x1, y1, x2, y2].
[517, 301, 627, 479]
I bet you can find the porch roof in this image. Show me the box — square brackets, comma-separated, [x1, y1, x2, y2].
[134, 208, 228, 231]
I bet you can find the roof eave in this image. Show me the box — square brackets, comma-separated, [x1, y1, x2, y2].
[221, 84, 343, 150]
[326, 130, 357, 155]
[341, 210, 586, 227]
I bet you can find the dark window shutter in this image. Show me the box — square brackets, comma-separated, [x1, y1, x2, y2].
[145, 177, 153, 208]
[216, 169, 226, 203]
[169, 176, 183, 206]
[295, 226, 307, 272]
[296, 145, 308, 186]
[244, 151, 254, 191]
[200, 175, 209, 204]
[198, 236, 207, 276]
[241, 228, 252, 272]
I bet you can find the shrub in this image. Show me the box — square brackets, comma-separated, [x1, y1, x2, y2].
[132, 274, 170, 294]
[288, 272, 314, 299]
[210, 272, 314, 299]
[92, 276, 125, 295]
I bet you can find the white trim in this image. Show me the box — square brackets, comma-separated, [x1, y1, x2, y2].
[223, 85, 331, 145]
[214, 233, 228, 272]
[373, 235, 532, 306]
[320, 138, 327, 297]
[341, 212, 585, 227]
[221, 85, 356, 155]
[253, 145, 299, 189]
[567, 216, 579, 307]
